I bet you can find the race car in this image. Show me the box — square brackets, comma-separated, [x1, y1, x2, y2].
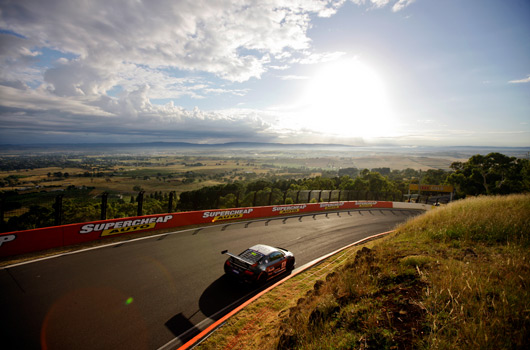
[222, 244, 295, 284]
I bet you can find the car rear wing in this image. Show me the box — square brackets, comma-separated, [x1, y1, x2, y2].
[221, 250, 255, 266]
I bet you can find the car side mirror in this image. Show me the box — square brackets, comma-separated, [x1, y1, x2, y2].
[221, 250, 228, 255]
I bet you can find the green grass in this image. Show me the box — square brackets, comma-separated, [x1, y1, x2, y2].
[197, 194, 530, 349]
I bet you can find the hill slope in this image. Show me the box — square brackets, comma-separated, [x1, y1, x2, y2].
[198, 194, 530, 350]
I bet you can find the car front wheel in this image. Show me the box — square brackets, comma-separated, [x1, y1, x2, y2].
[287, 258, 295, 271]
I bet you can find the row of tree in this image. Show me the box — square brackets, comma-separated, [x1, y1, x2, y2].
[1, 153, 529, 232]
[176, 152, 530, 210]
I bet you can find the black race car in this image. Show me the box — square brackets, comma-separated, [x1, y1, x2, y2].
[222, 244, 295, 284]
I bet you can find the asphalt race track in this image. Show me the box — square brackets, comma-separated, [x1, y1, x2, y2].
[0, 208, 422, 350]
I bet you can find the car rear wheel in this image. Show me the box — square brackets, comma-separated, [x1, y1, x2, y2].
[256, 272, 268, 285]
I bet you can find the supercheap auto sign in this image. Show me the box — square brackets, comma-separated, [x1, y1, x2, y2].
[79, 215, 174, 236]
[202, 208, 254, 222]
[272, 204, 307, 214]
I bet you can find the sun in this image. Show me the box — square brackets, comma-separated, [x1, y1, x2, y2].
[297, 58, 395, 139]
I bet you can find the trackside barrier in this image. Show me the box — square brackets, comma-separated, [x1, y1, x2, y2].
[0, 200, 427, 258]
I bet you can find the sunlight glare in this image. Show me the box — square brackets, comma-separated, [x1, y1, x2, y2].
[298, 58, 395, 139]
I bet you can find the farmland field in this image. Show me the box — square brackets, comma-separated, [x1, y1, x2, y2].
[0, 147, 469, 197]
[4, 142, 528, 203]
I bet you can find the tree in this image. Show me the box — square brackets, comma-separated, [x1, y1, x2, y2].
[338, 167, 359, 178]
[448, 153, 530, 196]
[371, 167, 391, 176]
[246, 180, 272, 192]
[341, 177, 369, 192]
[422, 169, 447, 185]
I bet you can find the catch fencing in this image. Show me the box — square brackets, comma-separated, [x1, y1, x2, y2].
[1, 189, 444, 232]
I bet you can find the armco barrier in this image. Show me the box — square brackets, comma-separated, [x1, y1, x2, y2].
[0, 200, 397, 258]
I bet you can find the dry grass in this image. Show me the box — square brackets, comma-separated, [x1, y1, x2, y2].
[197, 194, 530, 350]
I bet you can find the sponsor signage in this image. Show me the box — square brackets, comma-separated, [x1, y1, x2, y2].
[203, 209, 254, 222]
[79, 215, 174, 236]
[320, 202, 345, 210]
[409, 184, 454, 193]
[0, 234, 16, 248]
[355, 201, 378, 208]
[272, 204, 307, 214]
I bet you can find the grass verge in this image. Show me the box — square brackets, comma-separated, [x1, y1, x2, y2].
[196, 194, 530, 350]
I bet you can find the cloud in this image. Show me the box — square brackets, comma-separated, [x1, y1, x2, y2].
[392, 0, 416, 12]
[0, 85, 112, 116]
[297, 51, 346, 64]
[370, 0, 392, 8]
[0, 84, 275, 143]
[508, 75, 530, 84]
[348, 0, 416, 11]
[0, 33, 42, 87]
[1, 0, 342, 87]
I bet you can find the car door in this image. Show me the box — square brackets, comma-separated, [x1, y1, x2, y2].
[267, 251, 286, 275]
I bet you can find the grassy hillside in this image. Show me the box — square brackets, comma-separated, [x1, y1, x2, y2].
[197, 194, 530, 349]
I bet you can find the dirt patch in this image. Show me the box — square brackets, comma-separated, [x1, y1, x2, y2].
[276, 246, 429, 350]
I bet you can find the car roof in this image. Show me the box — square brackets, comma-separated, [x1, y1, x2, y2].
[249, 244, 278, 256]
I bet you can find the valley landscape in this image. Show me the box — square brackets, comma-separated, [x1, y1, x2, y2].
[2, 142, 527, 195]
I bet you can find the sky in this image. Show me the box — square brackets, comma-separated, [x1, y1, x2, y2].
[0, 0, 529, 147]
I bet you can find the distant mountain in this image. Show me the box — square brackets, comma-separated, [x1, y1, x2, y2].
[0, 142, 528, 158]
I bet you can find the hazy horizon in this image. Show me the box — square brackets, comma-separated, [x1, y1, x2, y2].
[1, 141, 528, 159]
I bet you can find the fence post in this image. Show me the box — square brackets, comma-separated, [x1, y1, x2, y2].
[54, 195, 63, 226]
[296, 191, 300, 204]
[101, 192, 108, 220]
[307, 191, 311, 203]
[283, 190, 287, 204]
[0, 200, 4, 223]
[137, 191, 144, 216]
[168, 191, 175, 213]
[215, 191, 220, 209]
[235, 191, 240, 208]
[318, 190, 322, 203]
[338, 190, 341, 202]
[268, 191, 273, 205]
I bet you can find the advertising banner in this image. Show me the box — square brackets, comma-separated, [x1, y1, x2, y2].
[0, 201, 394, 258]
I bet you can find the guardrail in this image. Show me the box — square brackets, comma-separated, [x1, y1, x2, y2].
[0, 201, 432, 259]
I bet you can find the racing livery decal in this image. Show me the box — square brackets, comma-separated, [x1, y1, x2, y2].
[79, 215, 173, 236]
